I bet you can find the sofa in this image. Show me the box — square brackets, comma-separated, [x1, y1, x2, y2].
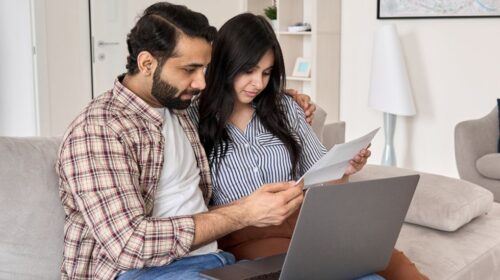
[1, 122, 500, 279]
[0, 137, 64, 279]
[455, 106, 500, 201]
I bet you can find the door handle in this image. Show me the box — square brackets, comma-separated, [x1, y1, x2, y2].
[97, 40, 119, 47]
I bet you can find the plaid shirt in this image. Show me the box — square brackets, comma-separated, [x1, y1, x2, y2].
[56, 77, 212, 280]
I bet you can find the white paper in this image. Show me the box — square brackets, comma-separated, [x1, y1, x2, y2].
[298, 127, 380, 188]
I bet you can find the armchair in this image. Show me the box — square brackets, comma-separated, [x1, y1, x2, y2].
[455, 106, 500, 201]
[319, 119, 500, 279]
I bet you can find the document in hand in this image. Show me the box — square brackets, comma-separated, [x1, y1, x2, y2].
[298, 127, 380, 188]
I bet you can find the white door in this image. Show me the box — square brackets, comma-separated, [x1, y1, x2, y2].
[89, 0, 245, 96]
[90, 0, 128, 96]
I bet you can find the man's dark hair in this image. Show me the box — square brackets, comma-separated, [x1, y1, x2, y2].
[126, 2, 217, 74]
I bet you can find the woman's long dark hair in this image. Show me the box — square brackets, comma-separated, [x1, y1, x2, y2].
[198, 13, 301, 178]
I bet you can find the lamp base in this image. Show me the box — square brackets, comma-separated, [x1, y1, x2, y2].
[381, 112, 396, 166]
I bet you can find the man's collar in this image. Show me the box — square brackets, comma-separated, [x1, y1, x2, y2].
[113, 75, 164, 127]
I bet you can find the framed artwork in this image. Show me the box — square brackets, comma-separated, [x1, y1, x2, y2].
[292, 57, 311, 77]
[378, 0, 500, 19]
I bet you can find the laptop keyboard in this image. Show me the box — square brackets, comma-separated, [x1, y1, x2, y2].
[244, 270, 281, 280]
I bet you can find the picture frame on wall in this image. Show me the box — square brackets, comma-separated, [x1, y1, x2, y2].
[378, 0, 500, 19]
[292, 57, 311, 77]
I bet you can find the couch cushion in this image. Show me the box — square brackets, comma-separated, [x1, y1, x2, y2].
[396, 210, 500, 279]
[477, 153, 500, 180]
[0, 137, 64, 279]
[351, 164, 494, 231]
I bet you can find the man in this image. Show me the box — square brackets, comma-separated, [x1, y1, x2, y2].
[57, 3, 329, 279]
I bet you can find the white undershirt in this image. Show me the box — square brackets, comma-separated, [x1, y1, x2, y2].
[153, 108, 217, 256]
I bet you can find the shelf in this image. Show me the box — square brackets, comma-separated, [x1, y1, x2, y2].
[286, 76, 312, 82]
[246, 0, 340, 119]
[278, 31, 312, 36]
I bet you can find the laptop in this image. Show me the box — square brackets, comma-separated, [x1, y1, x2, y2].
[201, 175, 419, 280]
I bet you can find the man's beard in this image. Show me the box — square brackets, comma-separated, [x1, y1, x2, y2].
[151, 68, 198, 110]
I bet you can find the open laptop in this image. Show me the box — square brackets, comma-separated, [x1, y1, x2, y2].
[201, 175, 419, 280]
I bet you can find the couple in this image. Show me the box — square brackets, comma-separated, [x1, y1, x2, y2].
[57, 2, 425, 280]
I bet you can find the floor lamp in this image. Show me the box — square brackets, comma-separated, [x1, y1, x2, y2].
[368, 24, 416, 166]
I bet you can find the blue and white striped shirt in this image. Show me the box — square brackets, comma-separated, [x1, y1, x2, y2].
[188, 95, 326, 206]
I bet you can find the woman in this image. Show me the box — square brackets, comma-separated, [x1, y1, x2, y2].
[190, 13, 427, 280]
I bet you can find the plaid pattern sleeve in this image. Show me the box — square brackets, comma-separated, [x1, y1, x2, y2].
[56, 78, 209, 280]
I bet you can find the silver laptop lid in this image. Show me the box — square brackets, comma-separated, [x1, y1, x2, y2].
[280, 175, 419, 280]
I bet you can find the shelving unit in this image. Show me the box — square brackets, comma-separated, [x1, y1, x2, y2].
[245, 0, 341, 122]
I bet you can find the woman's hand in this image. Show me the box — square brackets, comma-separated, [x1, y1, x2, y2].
[344, 145, 372, 176]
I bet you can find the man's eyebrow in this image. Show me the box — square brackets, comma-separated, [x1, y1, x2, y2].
[182, 63, 205, 68]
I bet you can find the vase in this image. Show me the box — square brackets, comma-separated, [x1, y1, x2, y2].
[271, 19, 278, 32]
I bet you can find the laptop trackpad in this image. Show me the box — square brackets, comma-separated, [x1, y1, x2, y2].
[200, 253, 285, 280]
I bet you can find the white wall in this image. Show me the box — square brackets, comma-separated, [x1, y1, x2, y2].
[169, 0, 246, 28]
[340, 0, 500, 177]
[0, 0, 38, 136]
[0, 0, 92, 137]
[35, 0, 93, 136]
[33, 0, 244, 136]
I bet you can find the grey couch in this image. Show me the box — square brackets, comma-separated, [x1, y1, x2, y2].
[0, 137, 64, 279]
[2, 122, 500, 279]
[0, 112, 343, 279]
[455, 106, 500, 201]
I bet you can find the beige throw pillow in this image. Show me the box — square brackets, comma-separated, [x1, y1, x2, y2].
[351, 164, 494, 231]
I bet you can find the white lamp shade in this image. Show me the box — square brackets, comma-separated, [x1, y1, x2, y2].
[369, 24, 416, 116]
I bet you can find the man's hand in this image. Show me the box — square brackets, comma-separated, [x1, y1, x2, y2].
[191, 182, 303, 249]
[239, 181, 304, 228]
[285, 89, 316, 124]
[344, 145, 372, 176]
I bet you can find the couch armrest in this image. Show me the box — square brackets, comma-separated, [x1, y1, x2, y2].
[455, 106, 498, 181]
[311, 106, 327, 141]
[322, 121, 345, 149]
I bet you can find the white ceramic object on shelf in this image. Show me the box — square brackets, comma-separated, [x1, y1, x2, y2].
[287, 23, 310, 32]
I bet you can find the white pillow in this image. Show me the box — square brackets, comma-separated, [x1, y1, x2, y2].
[351, 165, 494, 231]
[476, 153, 500, 180]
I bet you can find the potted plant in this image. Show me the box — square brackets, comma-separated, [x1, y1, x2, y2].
[263, 5, 277, 31]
